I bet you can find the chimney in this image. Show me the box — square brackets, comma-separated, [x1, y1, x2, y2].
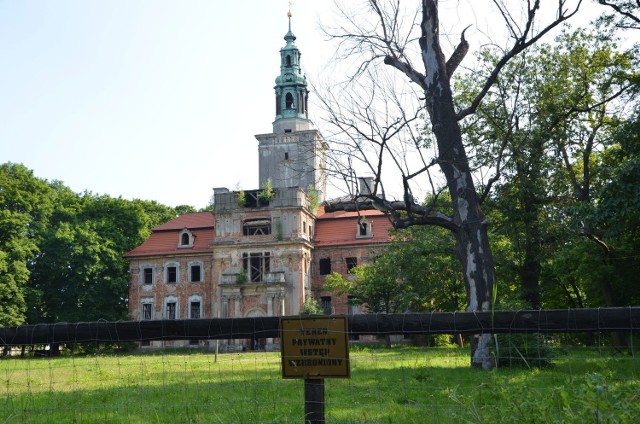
[358, 177, 375, 195]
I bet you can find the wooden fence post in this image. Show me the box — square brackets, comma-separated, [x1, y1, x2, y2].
[304, 378, 325, 424]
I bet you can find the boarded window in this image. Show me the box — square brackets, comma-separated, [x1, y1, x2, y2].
[319, 258, 331, 275]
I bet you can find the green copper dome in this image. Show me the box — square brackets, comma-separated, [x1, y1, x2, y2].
[273, 12, 309, 121]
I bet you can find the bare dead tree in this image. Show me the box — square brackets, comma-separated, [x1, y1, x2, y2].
[320, 0, 583, 369]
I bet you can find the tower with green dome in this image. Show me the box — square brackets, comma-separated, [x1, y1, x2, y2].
[255, 11, 327, 201]
[274, 10, 309, 123]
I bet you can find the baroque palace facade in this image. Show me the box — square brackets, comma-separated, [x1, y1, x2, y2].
[125, 16, 392, 350]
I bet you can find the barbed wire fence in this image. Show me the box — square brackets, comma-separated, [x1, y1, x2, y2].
[1, 307, 639, 423]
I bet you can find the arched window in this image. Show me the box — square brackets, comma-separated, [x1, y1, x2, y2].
[178, 229, 194, 248]
[286, 55, 292, 67]
[285, 93, 294, 109]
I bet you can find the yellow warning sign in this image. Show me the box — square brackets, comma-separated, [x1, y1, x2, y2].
[280, 316, 350, 379]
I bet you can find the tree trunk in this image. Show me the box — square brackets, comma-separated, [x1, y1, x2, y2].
[418, 0, 495, 369]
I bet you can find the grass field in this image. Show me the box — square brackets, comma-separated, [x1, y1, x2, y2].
[1, 345, 639, 423]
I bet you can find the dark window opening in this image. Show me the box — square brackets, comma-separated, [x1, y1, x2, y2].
[142, 303, 152, 320]
[285, 152, 289, 160]
[166, 302, 176, 320]
[243, 219, 271, 236]
[190, 301, 201, 319]
[167, 266, 177, 283]
[143, 268, 153, 285]
[190, 265, 201, 282]
[359, 222, 369, 236]
[285, 93, 294, 109]
[284, 129, 292, 133]
[346, 257, 358, 272]
[243, 252, 271, 283]
[181, 233, 190, 246]
[286, 54, 292, 67]
[321, 296, 332, 315]
[319, 258, 331, 275]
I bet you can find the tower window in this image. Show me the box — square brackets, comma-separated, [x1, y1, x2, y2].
[285, 152, 289, 160]
[243, 219, 271, 236]
[286, 54, 292, 67]
[286, 93, 294, 109]
[243, 252, 271, 283]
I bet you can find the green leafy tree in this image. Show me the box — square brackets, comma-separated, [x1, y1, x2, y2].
[325, 224, 465, 314]
[0, 163, 54, 325]
[27, 189, 155, 323]
[457, 27, 638, 309]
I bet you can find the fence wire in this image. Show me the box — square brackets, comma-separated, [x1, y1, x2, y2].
[1, 312, 639, 423]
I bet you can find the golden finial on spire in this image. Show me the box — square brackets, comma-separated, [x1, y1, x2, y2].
[287, 0, 293, 18]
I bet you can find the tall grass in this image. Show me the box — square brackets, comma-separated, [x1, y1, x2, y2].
[1, 345, 638, 423]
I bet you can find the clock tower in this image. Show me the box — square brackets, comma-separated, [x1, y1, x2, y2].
[255, 11, 327, 201]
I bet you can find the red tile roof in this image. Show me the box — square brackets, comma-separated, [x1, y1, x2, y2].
[125, 212, 215, 258]
[314, 207, 394, 247]
[153, 212, 215, 231]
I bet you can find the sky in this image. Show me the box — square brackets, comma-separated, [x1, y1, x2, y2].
[1, 1, 605, 209]
[1, 0, 337, 209]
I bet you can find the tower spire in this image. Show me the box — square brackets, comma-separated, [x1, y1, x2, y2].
[273, 5, 309, 131]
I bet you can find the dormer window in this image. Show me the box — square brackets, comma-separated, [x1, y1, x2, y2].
[243, 219, 271, 236]
[357, 219, 372, 239]
[178, 228, 194, 248]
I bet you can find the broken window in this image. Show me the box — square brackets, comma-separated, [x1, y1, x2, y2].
[242, 252, 271, 283]
[319, 258, 331, 275]
[346, 257, 358, 272]
[142, 303, 153, 320]
[243, 219, 271, 236]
